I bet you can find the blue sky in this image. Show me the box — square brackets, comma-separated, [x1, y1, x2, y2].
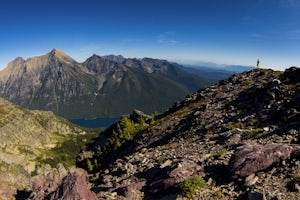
[0, 0, 300, 70]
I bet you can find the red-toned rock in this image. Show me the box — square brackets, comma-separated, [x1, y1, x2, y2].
[30, 166, 96, 200]
[48, 168, 97, 200]
[148, 162, 201, 194]
[30, 164, 67, 199]
[229, 144, 300, 179]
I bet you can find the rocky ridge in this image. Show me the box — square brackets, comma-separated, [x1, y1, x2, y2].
[21, 67, 300, 199]
[75, 67, 300, 199]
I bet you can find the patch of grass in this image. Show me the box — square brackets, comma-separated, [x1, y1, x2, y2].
[157, 157, 166, 164]
[242, 128, 264, 139]
[49, 132, 66, 143]
[36, 131, 99, 169]
[294, 172, 300, 180]
[212, 150, 228, 159]
[176, 176, 206, 198]
[227, 121, 246, 130]
[241, 81, 251, 87]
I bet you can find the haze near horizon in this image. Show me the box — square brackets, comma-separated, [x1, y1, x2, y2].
[1, 0, 300, 71]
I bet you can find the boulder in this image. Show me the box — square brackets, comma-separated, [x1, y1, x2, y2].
[229, 144, 300, 179]
[30, 164, 67, 199]
[30, 166, 97, 200]
[123, 179, 146, 199]
[48, 168, 97, 200]
[148, 161, 202, 194]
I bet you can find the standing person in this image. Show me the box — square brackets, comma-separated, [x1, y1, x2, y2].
[257, 59, 260, 67]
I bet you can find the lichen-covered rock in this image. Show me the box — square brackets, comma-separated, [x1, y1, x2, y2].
[229, 144, 300, 179]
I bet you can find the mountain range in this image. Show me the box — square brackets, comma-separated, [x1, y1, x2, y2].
[182, 63, 254, 81]
[0, 49, 212, 119]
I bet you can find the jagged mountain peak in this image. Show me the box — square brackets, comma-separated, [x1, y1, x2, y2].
[84, 54, 119, 76]
[86, 53, 103, 61]
[48, 48, 67, 58]
[44, 48, 77, 64]
[102, 54, 125, 63]
[0, 57, 26, 81]
[50, 47, 63, 54]
[12, 56, 25, 63]
[87, 54, 125, 64]
[5, 56, 25, 70]
[2, 48, 77, 74]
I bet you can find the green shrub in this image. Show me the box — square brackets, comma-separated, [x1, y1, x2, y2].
[214, 189, 224, 198]
[101, 116, 147, 154]
[86, 159, 94, 172]
[177, 176, 206, 198]
[119, 116, 136, 140]
[81, 115, 149, 172]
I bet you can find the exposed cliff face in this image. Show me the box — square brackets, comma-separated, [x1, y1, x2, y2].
[0, 49, 211, 118]
[74, 67, 300, 199]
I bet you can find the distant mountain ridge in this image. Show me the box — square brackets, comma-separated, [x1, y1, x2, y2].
[0, 49, 212, 118]
[181, 63, 254, 80]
